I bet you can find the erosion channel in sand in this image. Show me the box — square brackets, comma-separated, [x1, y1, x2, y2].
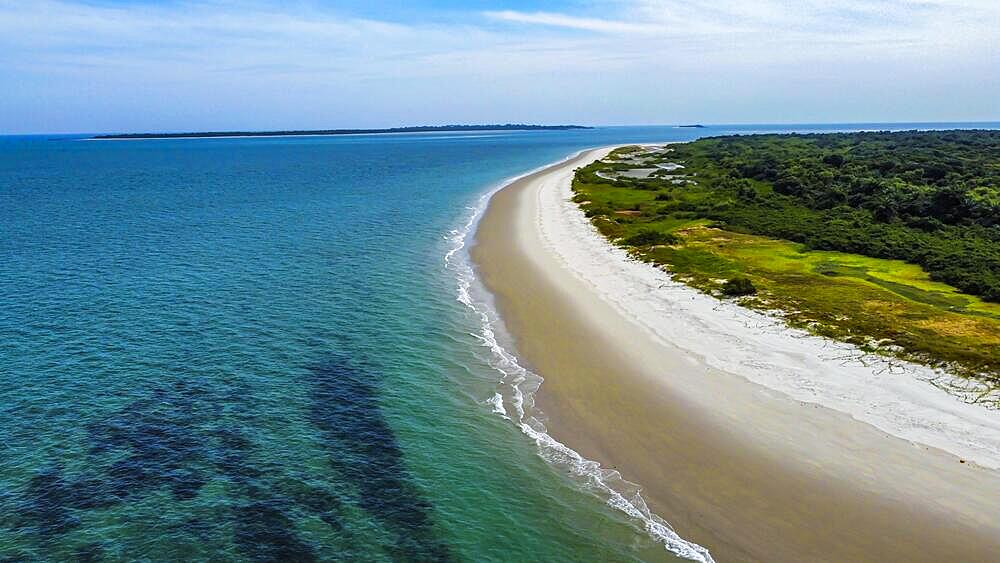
[470, 147, 1000, 562]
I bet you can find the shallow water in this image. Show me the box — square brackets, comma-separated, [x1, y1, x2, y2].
[1, 123, 993, 561]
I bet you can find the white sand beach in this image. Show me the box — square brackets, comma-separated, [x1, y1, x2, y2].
[471, 147, 1000, 561]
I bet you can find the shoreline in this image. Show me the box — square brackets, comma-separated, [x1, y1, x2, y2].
[470, 147, 1000, 561]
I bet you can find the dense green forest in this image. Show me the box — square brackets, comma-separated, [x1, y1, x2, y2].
[664, 130, 1000, 301]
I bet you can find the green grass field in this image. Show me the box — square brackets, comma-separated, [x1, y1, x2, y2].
[573, 146, 1000, 396]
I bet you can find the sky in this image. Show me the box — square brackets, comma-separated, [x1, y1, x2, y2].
[1, 0, 997, 133]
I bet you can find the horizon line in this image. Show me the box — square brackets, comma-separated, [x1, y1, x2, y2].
[5, 119, 1000, 137]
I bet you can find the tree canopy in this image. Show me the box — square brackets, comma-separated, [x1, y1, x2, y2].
[668, 130, 1000, 301]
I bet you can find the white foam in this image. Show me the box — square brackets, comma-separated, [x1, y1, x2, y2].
[443, 151, 715, 563]
[486, 392, 509, 419]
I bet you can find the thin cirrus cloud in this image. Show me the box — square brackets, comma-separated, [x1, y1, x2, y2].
[0, 0, 997, 133]
[483, 10, 665, 34]
[487, 0, 997, 51]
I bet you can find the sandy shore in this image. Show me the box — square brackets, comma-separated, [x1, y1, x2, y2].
[470, 148, 1000, 562]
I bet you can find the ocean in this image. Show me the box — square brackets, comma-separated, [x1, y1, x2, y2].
[1, 123, 994, 561]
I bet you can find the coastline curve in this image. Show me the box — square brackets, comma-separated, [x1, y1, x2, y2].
[444, 148, 715, 562]
[468, 145, 1000, 561]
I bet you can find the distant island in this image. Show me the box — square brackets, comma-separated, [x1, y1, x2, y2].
[92, 124, 592, 140]
[677, 124, 706, 128]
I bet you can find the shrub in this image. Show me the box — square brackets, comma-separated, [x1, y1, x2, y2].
[622, 229, 679, 247]
[722, 277, 757, 296]
[823, 153, 845, 167]
[583, 206, 612, 218]
[736, 183, 758, 201]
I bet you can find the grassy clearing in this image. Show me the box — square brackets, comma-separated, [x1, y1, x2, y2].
[573, 146, 1000, 395]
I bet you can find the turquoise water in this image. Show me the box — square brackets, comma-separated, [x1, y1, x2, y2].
[1, 124, 995, 561]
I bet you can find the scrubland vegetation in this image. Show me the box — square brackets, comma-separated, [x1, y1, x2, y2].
[573, 132, 1000, 393]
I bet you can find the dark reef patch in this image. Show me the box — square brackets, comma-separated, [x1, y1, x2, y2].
[8, 381, 219, 547]
[5, 378, 321, 560]
[283, 480, 348, 534]
[5, 355, 448, 560]
[86, 380, 212, 502]
[308, 356, 451, 561]
[234, 499, 318, 562]
[18, 467, 83, 537]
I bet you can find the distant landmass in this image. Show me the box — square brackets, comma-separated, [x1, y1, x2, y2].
[677, 124, 706, 128]
[92, 124, 592, 140]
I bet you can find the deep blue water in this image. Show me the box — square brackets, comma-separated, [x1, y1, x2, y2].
[1, 123, 995, 561]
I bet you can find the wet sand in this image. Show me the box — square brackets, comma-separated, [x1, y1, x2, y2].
[470, 148, 1000, 562]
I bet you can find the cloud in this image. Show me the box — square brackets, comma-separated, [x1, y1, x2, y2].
[488, 0, 999, 51]
[3, 0, 993, 75]
[483, 10, 663, 34]
[0, 0, 996, 132]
